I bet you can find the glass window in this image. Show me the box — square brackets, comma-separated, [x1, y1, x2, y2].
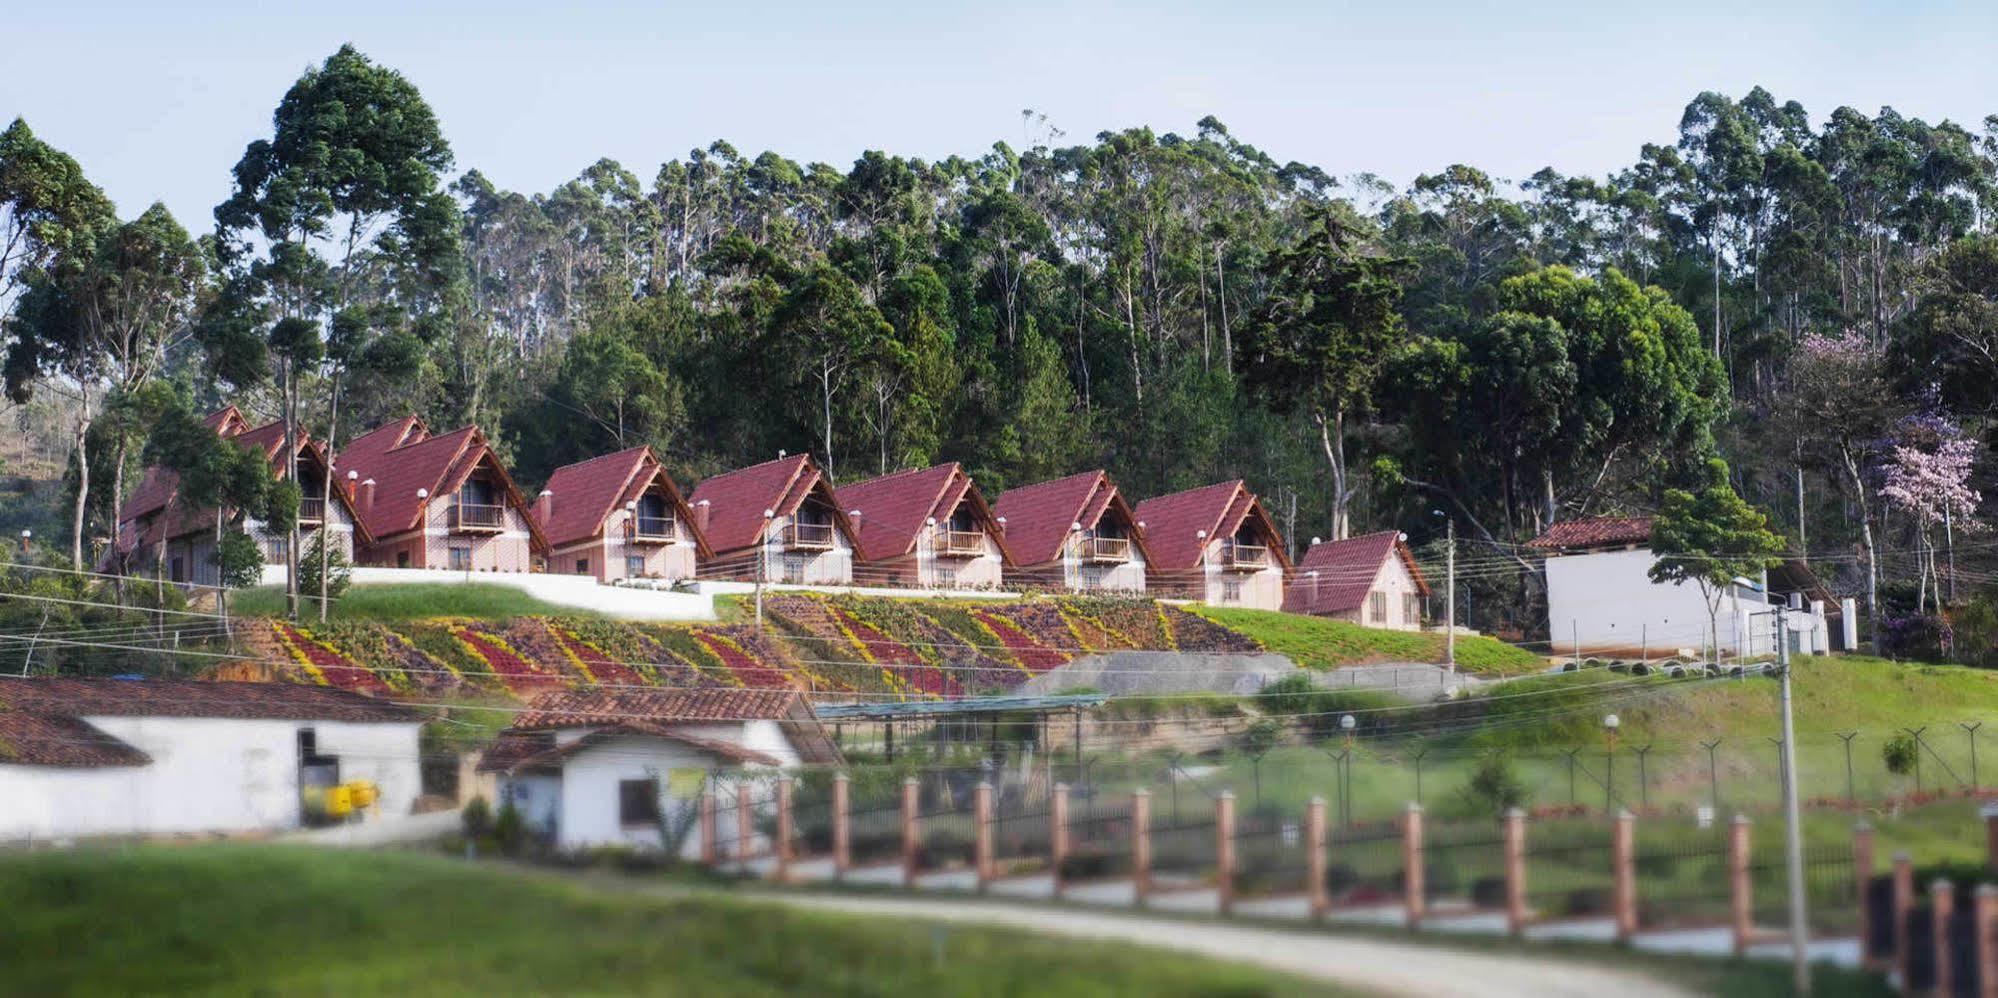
[619, 778, 660, 825]
[396, 551, 411, 569]
[626, 554, 645, 577]
[1368, 591, 1387, 622]
[1222, 578, 1243, 604]
[1404, 593, 1420, 624]
[449, 547, 471, 571]
[574, 557, 590, 574]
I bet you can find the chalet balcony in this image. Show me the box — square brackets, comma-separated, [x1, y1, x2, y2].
[1084, 536, 1132, 564]
[782, 521, 836, 551]
[450, 501, 506, 533]
[1221, 541, 1270, 571]
[297, 497, 325, 526]
[628, 515, 678, 544]
[938, 528, 986, 557]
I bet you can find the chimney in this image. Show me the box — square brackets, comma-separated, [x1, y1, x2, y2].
[360, 479, 377, 512]
[18, 529, 29, 554]
[694, 499, 711, 533]
[344, 469, 359, 501]
[996, 516, 1007, 534]
[536, 489, 553, 523]
[850, 509, 865, 530]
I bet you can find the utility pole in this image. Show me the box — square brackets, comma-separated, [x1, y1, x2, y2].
[755, 509, 773, 631]
[1444, 517, 1457, 673]
[1776, 604, 1811, 995]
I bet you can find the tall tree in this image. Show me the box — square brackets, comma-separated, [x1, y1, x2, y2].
[1649, 458, 1787, 659]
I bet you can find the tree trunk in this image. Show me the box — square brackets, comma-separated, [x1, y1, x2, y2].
[1215, 243, 1232, 377]
[318, 375, 341, 623]
[110, 432, 126, 600]
[1841, 446, 1880, 651]
[69, 399, 92, 571]
[1794, 464, 1806, 560]
[1541, 467, 1558, 529]
[1315, 408, 1350, 541]
[283, 359, 300, 621]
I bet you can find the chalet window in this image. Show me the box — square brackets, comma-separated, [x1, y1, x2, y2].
[1404, 594, 1420, 624]
[449, 546, 472, 571]
[783, 553, 807, 583]
[934, 565, 958, 588]
[170, 557, 185, 582]
[575, 557, 590, 574]
[396, 551, 411, 568]
[626, 554, 645, 577]
[619, 778, 660, 825]
[1221, 578, 1242, 604]
[1368, 591, 1387, 623]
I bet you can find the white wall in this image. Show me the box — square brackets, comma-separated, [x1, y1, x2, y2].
[1062, 531, 1148, 592]
[1197, 539, 1285, 611]
[0, 716, 421, 842]
[1363, 555, 1425, 632]
[259, 565, 717, 621]
[1544, 547, 1829, 657]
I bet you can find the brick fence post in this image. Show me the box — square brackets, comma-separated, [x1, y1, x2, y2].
[1403, 803, 1425, 930]
[1503, 807, 1527, 937]
[1131, 789, 1152, 906]
[736, 784, 753, 870]
[1306, 796, 1328, 920]
[900, 777, 920, 888]
[1853, 821, 1875, 971]
[1893, 851, 1914, 988]
[1216, 791, 1237, 916]
[1729, 814, 1752, 957]
[1934, 879, 1957, 997]
[1984, 802, 1998, 873]
[775, 776, 794, 882]
[1613, 809, 1637, 943]
[699, 791, 718, 866]
[974, 782, 994, 892]
[1050, 783, 1070, 900]
[832, 773, 851, 879]
[1976, 884, 1998, 997]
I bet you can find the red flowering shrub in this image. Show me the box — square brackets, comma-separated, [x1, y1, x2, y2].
[552, 627, 647, 687]
[972, 610, 1068, 674]
[454, 626, 565, 697]
[275, 623, 389, 695]
[696, 629, 793, 689]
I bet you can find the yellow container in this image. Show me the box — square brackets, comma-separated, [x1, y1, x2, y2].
[346, 780, 379, 810]
[324, 785, 353, 819]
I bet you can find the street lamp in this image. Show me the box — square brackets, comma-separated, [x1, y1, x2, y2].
[1602, 713, 1620, 814]
[1339, 713, 1357, 827]
[755, 509, 775, 630]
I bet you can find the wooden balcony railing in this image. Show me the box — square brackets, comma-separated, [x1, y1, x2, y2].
[297, 497, 325, 525]
[450, 501, 506, 532]
[939, 528, 986, 557]
[1222, 541, 1269, 570]
[783, 520, 836, 550]
[1084, 535, 1132, 563]
[629, 515, 678, 543]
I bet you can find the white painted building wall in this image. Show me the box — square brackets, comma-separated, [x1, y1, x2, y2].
[911, 526, 1005, 589]
[1062, 531, 1148, 592]
[1197, 538, 1285, 611]
[0, 716, 421, 842]
[1544, 546, 1829, 657]
[760, 513, 854, 586]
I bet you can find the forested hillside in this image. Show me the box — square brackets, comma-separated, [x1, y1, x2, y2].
[7, 45, 1998, 646]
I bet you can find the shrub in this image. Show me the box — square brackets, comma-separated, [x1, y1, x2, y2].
[1882, 733, 1919, 775]
[299, 532, 353, 605]
[461, 796, 494, 839]
[494, 800, 526, 856]
[1460, 753, 1529, 818]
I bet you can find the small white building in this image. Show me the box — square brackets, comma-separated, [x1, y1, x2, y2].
[1284, 530, 1430, 630]
[480, 687, 840, 855]
[0, 678, 423, 842]
[1528, 516, 1834, 658]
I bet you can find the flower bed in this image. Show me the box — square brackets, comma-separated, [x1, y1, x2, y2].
[1159, 606, 1260, 653]
[452, 625, 566, 697]
[831, 606, 958, 698]
[273, 622, 390, 695]
[552, 627, 647, 687]
[970, 610, 1069, 675]
[697, 629, 794, 689]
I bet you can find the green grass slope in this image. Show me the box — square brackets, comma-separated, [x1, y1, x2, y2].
[0, 846, 1345, 997]
[1189, 604, 1545, 675]
[232, 582, 597, 621]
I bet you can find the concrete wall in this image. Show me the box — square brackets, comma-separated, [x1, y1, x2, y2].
[525, 721, 799, 855]
[0, 716, 421, 842]
[1543, 546, 1829, 656]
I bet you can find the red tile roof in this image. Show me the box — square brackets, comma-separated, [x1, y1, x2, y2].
[687, 454, 857, 556]
[0, 710, 150, 768]
[507, 687, 838, 764]
[991, 471, 1150, 567]
[1284, 530, 1428, 615]
[537, 446, 710, 555]
[478, 725, 782, 773]
[833, 463, 1011, 563]
[1132, 480, 1293, 573]
[0, 677, 420, 723]
[334, 418, 546, 550]
[1525, 516, 1655, 551]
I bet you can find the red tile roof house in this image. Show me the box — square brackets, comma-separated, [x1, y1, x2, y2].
[477, 687, 837, 856]
[334, 416, 547, 572]
[110, 405, 370, 587]
[1134, 480, 1292, 610]
[1284, 530, 1430, 630]
[991, 471, 1151, 593]
[687, 454, 861, 585]
[534, 446, 712, 584]
[834, 463, 1013, 590]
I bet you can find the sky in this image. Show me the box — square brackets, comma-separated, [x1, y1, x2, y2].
[8, 1, 1998, 226]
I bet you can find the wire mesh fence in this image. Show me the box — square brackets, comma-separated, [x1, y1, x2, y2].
[1749, 838, 1858, 936]
[1631, 822, 1732, 930]
[1326, 819, 1404, 907]
[1523, 819, 1615, 920]
[1422, 819, 1508, 909]
[1236, 808, 1313, 897]
[1061, 796, 1136, 883]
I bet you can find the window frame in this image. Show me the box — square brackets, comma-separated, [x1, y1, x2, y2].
[619, 778, 661, 826]
[1368, 590, 1387, 623]
[448, 546, 472, 571]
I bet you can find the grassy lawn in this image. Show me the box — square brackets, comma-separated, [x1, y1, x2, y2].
[0, 845, 1348, 996]
[230, 582, 596, 621]
[1190, 604, 1547, 675]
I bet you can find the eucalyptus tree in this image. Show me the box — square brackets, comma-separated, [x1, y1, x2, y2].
[207, 45, 459, 619]
[0, 119, 113, 312]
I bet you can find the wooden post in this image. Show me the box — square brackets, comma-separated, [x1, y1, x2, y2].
[1216, 791, 1237, 916]
[832, 773, 851, 879]
[699, 791, 718, 866]
[1050, 783, 1070, 900]
[900, 777, 919, 888]
[1612, 809, 1637, 943]
[1893, 851, 1914, 988]
[1853, 821, 1875, 971]
[1131, 789, 1152, 906]
[1403, 803, 1425, 929]
[974, 782, 994, 892]
[775, 776, 794, 882]
[1306, 796, 1329, 920]
[1503, 807, 1527, 937]
[1933, 879, 1957, 997]
[736, 783, 753, 869]
[1975, 884, 1998, 998]
[1729, 814, 1752, 957]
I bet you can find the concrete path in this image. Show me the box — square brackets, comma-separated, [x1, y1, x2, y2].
[278, 808, 460, 847]
[724, 890, 1703, 998]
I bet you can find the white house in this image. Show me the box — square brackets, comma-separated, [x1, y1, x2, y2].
[1528, 516, 1834, 659]
[479, 687, 840, 855]
[1284, 530, 1430, 630]
[0, 678, 423, 842]
[1134, 480, 1291, 611]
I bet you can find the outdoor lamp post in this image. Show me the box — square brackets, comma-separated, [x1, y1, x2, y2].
[1340, 714, 1357, 826]
[755, 509, 775, 630]
[1603, 713, 1620, 814]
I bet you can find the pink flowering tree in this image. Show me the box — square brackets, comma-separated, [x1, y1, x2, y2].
[1877, 410, 1981, 612]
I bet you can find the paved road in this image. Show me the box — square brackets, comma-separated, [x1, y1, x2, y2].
[656, 887, 1701, 998]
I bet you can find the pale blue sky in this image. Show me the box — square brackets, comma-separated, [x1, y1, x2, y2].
[7, 1, 1997, 226]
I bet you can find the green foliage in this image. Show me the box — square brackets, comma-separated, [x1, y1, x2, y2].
[212, 529, 265, 590]
[1460, 752, 1529, 818]
[460, 796, 493, 838]
[1882, 733, 1919, 775]
[298, 532, 352, 603]
[229, 582, 588, 621]
[493, 801, 526, 856]
[1191, 604, 1543, 675]
[1648, 459, 1786, 641]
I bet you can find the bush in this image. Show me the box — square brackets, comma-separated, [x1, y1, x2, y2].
[299, 532, 353, 604]
[494, 800, 526, 856]
[461, 796, 494, 839]
[1882, 733, 1919, 775]
[1460, 753, 1528, 818]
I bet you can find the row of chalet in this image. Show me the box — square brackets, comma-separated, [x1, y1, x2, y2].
[110, 408, 1429, 622]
